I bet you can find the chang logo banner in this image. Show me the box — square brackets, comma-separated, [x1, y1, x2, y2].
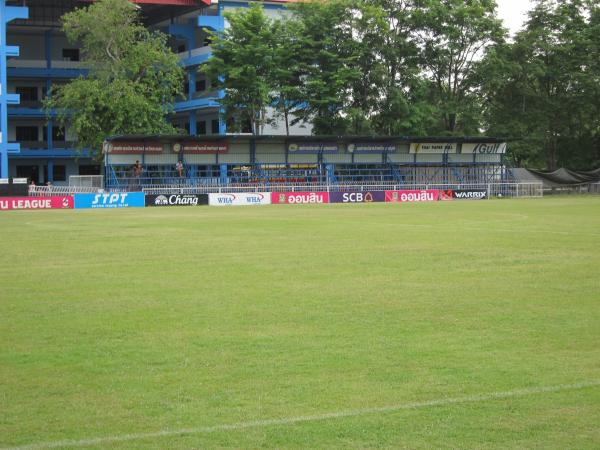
[74, 192, 145, 209]
[208, 192, 271, 206]
[145, 194, 209, 207]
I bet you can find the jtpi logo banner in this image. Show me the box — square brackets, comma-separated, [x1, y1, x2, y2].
[74, 192, 145, 209]
[209, 192, 271, 206]
[271, 192, 330, 204]
[0, 196, 73, 210]
[385, 190, 439, 203]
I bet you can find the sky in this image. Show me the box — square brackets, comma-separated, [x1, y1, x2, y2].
[497, 0, 534, 35]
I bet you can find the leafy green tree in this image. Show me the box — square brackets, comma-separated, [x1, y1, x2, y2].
[481, 0, 600, 169]
[203, 4, 278, 135]
[416, 0, 505, 135]
[44, 0, 184, 157]
[288, 0, 361, 135]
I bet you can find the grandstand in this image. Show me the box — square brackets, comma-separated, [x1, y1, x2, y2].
[103, 135, 512, 190]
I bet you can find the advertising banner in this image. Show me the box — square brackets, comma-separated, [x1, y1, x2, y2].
[145, 194, 209, 207]
[271, 192, 330, 204]
[107, 142, 163, 154]
[180, 143, 228, 154]
[409, 143, 457, 154]
[287, 142, 339, 153]
[347, 143, 396, 153]
[74, 192, 145, 209]
[452, 189, 488, 200]
[0, 196, 73, 211]
[438, 190, 454, 201]
[461, 143, 506, 154]
[385, 190, 439, 203]
[329, 191, 385, 203]
[209, 192, 271, 206]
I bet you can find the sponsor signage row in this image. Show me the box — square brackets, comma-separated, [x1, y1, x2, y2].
[0, 189, 488, 211]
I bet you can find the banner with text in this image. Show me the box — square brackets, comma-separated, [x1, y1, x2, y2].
[209, 192, 271, 206]
[271, 192, 330, 204]
[145, 194, 209, 207]
[409, 143, 457, 154]
[287, 143, 339, 153]
[74, 192, 145, 209]
[0, 196, 73, 211]
[452, 189, 488, 200]
[329, 191, 385, 203]
[385, 190, 439, 203]
[461, 143, 506, 154]
[347, 143, 396, 153]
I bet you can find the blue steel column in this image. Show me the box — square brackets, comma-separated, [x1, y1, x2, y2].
[0, 2, 28, 178]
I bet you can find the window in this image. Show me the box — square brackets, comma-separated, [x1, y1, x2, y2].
[15, 86, 38, 102]
[79, 165, 101, 176]
[177, 44, 186, 53]
[62, 48, 79, 61]
[42, 126, 66, 142]
[17, 165, 39, 184]
[211, 119, 220, 134]
[44, 165, 66, 182]
[197, 121, 207, 135]
[196, 79, 207, 92]
[16, 126, 38, 141]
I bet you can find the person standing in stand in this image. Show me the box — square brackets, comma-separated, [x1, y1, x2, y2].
[176, 160, 184, 178]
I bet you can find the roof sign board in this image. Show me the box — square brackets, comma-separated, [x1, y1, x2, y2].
[347, 143, 396, 153]
[461, 143, 507, 154]
[409, 143, 457, 154]
[287, 142, 339, 153]
[108, 142, 163, 154]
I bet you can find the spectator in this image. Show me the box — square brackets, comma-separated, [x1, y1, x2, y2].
[176, 160, 184, 178]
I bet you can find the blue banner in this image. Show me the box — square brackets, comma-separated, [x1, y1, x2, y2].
[74, 192, 145, 209]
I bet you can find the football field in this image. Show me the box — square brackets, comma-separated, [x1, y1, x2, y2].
[1, 197, 599, 449]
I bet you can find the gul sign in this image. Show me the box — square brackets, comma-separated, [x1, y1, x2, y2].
[0, 196, 73, 211]
[329, 191, 385, 203]
[347, 143, 396, 153]
[208, 192, 271, 206]
[385, 190, 439, 203]
[74, 192, 145, 209]
[271, 192, 329, 204]
[409, 143, 457, 154]
[145, 194, 209, 206]
[461, 143, 506, 154]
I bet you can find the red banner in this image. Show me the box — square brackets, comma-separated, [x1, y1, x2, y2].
[0, 196, 74, 211]
[385, 190, 439, 203]
[271, 192, 330, 204]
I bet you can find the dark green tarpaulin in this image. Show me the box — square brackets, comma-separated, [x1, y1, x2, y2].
[526, 168, 600, 186]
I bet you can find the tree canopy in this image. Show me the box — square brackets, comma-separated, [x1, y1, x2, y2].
[205, 0, 600, 169]
[45, 0, 184, 158]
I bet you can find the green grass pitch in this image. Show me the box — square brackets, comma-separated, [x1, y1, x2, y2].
[1, 197, 599, 449]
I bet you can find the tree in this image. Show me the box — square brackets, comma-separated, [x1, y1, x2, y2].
[416, 0, 505, 135]
[44, 0, 184, 158]
[203, 4, 278, 135]
[481, 0, 600, 169]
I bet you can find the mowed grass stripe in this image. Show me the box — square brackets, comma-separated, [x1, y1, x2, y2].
[1, 197, 599, 448]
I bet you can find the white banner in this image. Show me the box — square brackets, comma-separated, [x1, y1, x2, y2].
[409, 143, 457, 154]
[461, 143, 507, 154]
[209, 192, 271, 206]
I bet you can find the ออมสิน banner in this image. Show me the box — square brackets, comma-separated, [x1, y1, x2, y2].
[145, 194, 209, 206]
[329, 191, 385, 203]
[209, 192, 271, 206]
[74, 192, 145, 209]
[271, 192, 330, 204]
[0, 196, 73, 211]
[385, 190, 439, 203]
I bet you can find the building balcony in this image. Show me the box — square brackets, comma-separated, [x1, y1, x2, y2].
[177, 46, 212, 67]
[7, 59, 88, 78]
